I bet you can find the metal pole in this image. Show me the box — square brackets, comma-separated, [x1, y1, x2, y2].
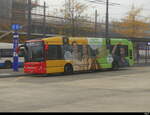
[106, 0, 109, 39]
[27, 0, 32, 40]
[137, 43, 140, 64]
[148, 45, 150, 63]
[95, 10, 98, 37]
[145, 44, 148, 64]
[106, 0, 110, 49]
[13, 31, 19, 72]
[68, 0, 74, 36]
[43, 1, 46, 37]
[72, 0, 75, 36]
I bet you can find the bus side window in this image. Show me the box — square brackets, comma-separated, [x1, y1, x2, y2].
[48, 46, 57, 60]
[47, 45, 63, 60]
[0, 49, 13, 57]
[57, 46, 63, 60]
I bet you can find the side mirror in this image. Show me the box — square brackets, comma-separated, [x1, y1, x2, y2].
[16, 45, 24, 53]
[17, 45, 25, 57]
[44, 44, 48, 51]
[16, 47, 20, 54]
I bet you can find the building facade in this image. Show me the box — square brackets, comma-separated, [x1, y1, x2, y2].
[0, 0, 28, 30]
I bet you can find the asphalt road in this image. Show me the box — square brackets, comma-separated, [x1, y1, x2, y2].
[0, 66, 150, 112]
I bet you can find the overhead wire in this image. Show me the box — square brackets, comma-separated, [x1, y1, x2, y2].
[84, 0, 150, 21]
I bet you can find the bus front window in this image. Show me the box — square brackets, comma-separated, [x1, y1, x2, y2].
[25, 41, 44, 62]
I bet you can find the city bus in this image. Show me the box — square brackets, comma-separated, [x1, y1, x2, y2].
[0, 43, 24, 68]
[23, 37, 134, 74]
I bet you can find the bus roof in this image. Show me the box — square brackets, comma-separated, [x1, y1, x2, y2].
[111, 38, 131, 45]
[25, 37, 131, 46]
[0, 43, 13, 49]
[0, 43, 23, 49]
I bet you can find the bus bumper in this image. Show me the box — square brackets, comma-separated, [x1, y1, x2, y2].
[24, 62, 46, 74]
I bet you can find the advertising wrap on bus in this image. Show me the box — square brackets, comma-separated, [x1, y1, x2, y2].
[23, 37, 134, 74]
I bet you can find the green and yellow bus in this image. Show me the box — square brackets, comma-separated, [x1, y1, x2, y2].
[23, 37, 134, 74]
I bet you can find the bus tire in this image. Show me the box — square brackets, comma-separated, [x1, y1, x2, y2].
[4, 61, 12, 69]
[64, 64, 73, 75]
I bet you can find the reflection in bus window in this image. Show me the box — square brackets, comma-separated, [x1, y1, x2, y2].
[47, 45, 63, 60]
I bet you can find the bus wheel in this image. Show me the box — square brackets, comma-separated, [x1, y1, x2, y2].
[4, 61, 12, 69]
[64, 64, 73, 75]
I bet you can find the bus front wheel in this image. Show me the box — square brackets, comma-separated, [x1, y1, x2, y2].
[4, 61, 12, 69]
[64, 64, 73, 75]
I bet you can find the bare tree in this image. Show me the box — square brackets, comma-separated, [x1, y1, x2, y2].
[60, 0, 88, 36]
[112, 6, 150, 38]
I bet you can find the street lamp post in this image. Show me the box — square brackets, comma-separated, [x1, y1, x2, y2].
[106, 0, 109, 38]
[27, 0, 32, 40]
[105, 0, 110, 49]
[95, 9, 98, 37]
[43, 1, 46, 37]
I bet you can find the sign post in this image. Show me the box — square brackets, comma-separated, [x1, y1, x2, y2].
[13, 32, 19, 71]
[12, 24, 21, 72]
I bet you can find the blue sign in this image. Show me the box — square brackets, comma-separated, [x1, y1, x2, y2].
[13, 32, 19, 72]
[12, 24, 21, 31]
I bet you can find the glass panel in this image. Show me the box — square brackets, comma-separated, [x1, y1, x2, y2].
[47, 45, 63, 60]
[0, 49, 13, 57]
[25, 41, 44, 62]
[111, 45, 128, 57]
[48, 46, 57, 60]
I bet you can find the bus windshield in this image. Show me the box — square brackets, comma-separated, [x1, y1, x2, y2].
[24, 41, 44, 62]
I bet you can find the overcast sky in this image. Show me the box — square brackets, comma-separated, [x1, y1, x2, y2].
[39, 0, 150, 22]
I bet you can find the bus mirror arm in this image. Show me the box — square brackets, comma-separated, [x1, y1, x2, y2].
[16, 47, 20, 54]
[16, 45, 25, 54]
[44, 44, 48, 51]
[19, 45, 25, 47]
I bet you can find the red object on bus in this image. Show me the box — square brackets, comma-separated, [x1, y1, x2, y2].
[44, 44, 48, 51]
[16, 47, 20, 54]
[24, 62, 46, 74]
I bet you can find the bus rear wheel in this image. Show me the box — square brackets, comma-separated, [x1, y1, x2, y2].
[64, 64, 73, 75]
[4, 61, 12, 69]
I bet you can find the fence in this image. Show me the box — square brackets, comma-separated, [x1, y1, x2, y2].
[134, 42, 150, 64]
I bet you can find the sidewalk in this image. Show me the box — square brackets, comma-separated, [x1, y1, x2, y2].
[0, 68, 29, 78]
[133, 63, 150, 67]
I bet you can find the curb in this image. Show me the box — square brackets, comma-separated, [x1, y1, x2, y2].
[0, 73, 31, 78]
[133, 64, 150, 67]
